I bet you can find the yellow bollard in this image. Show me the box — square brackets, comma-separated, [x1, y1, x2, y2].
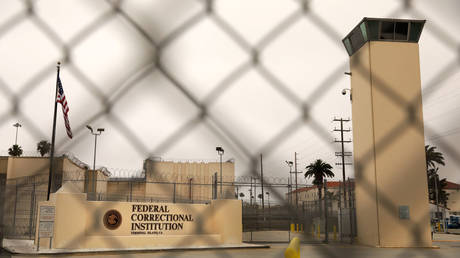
[290, 223, 295, 232]
[284, 237, 300, 258]
[317, 224, 320, 239]
[296, 224, 299, 232]
[333, 225, 337, 240]
[437, 222, 441, 232]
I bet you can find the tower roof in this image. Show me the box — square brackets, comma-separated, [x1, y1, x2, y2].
[342, 17, 425, 56]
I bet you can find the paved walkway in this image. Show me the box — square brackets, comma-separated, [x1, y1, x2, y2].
[2, 242, 460, 258]
[433, 232, 460, 242]
[2, 233, 460, 258]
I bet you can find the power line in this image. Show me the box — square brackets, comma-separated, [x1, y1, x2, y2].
[427, 126, 460, 141]
[424, 105, 460, 121]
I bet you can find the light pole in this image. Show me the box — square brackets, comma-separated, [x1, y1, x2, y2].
[266, 191, 270, 209]
[285, 160, 293, 205]
[13, 123, 22, 145]
[86, 125, 104, 173]
[236, 186, 239, 199]
[216, 146, 224, 198]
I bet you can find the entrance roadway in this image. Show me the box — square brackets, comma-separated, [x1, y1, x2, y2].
[2, 233, 460, 258]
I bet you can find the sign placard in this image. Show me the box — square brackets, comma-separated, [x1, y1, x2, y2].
[39, 222, 54, 238]
[399, 205, 410, 220]
[39, 206, 55, 222]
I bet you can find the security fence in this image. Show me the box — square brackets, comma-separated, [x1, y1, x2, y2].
[1, 0, 460, 257]
[243, 179, 356, 243]
[2, 172, 353, 242]
[2, 175, 48, 240]
[0, 174, 6, 241]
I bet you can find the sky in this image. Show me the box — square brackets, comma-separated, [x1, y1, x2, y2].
[0, 0, 459, 202]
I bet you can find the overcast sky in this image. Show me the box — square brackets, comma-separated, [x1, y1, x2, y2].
[0, 1, 459, 202]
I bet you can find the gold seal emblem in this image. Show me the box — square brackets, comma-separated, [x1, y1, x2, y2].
[103, 209, 122, 230]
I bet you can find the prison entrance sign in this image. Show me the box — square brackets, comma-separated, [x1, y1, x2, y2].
[35, 182, 242, 250]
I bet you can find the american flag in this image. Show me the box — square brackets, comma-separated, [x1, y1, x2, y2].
[56, 76, 73, 139]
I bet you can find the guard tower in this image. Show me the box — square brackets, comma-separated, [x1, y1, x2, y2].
[342, 18, 431, 247]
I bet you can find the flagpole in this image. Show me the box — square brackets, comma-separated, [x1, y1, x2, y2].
[47, 61, 60, 201]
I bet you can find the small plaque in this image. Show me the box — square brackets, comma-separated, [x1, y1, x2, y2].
[103, 209, 122, 230]
[399, 205, 410, 220]
[39, 206, 55, 222]
[39, 222, 54, 238]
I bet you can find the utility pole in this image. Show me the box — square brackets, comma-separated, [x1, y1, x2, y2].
[260, 154, 265, 211]
[434, 173, 440, 229]
[249, 177, 253, 206]
[324, 179, 329, 243]
[333, 117, 352, 207]
[254, 177, 257, 207]
[285, 161, 293, 205]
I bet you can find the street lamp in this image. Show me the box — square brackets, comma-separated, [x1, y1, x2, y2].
[285, 160, 293, 205]
[341, 88, 352, 101]
[86, 125, 104, 173]
[216, 146, 224, 198]
[13, 122, 22, 145]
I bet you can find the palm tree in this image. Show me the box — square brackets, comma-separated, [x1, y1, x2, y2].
[305, 159, 334, 214]
[425, 145, 446, 202]
[8, 144, 23, 157]
[425, 145, 445, 169]
[37, 140, 51, 157]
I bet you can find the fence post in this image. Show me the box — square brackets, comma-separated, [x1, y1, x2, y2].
[29, 179, 36, 239]
[129, 181, 133, 202]
[323, 179, 328, 243]
[338, 180, 343, 242]
[13, 183, 18, 236]
[189, 178, 193, 203]
[213, 172, 217, 200]
[173, 182, 176, 203]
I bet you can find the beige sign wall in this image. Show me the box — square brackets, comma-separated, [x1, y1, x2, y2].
[36, 185, 242, 250]
[351, 41, 431, 247]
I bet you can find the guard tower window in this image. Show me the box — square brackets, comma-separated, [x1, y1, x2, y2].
[360, 22, 368, 41]
[342, 18, 425, 56]
[395, 22, 409, 40]
[350, 26, 364, 52]
[380, 21, 394, 40]
[409, 22, 423, 41]
[344, 38, 353, 56]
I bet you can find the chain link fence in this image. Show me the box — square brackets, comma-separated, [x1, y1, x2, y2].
[1, 0, 460, 257]
[2, 171, 320, 241]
